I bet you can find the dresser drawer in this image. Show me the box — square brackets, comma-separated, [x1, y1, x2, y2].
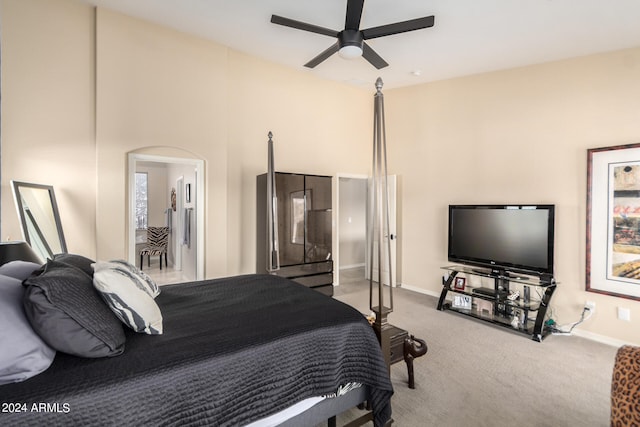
[276, 261, 333, 279]
[291, 272, 333, 288]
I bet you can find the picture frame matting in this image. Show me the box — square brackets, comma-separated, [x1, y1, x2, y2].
[586, 142, 640, 301]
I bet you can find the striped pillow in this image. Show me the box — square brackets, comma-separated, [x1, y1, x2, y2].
[106, 260, 160, 298]
[92, 261, 162, 335]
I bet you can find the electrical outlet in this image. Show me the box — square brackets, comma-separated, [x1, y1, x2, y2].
[585, 301, 596, 311]
[618, 307, 631, 321]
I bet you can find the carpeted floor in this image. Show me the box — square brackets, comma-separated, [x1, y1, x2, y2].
[329, 267, 618, 427]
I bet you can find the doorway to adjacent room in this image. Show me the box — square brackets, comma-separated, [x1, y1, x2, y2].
[336, 174, 397, 288]
[127, 153, 205, 284]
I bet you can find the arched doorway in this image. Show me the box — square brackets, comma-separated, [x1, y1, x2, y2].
[127, 152, 205, 283]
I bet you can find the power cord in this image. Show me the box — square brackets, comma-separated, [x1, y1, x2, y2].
[548, 306, 593, 335]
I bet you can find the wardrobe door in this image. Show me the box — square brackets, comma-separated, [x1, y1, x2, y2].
[304, 175, 332, 263]
[276, 173, 305, 266]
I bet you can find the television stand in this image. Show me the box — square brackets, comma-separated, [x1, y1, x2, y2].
[437, 265, 557, 342]
[472, 268, 531, 281]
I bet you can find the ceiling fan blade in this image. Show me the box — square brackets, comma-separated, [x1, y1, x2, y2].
[362, 42, 389, 69]
[344, 0, 365, 30]
[304, 42, 340, 68]
[362, 16, 434, 40]
[271, 15, 338, 38]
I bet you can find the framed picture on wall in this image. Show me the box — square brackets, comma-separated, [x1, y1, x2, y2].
[587, 142, 640, 301]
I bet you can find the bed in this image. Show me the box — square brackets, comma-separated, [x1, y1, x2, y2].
[0, 267, 393, 426]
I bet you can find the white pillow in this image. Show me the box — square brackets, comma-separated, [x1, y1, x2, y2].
[105, 259, 160, 298]
[92, 261, 162, 335]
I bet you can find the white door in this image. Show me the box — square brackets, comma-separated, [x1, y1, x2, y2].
[367, 175, 397, 287]
[174, 176, 184, 271]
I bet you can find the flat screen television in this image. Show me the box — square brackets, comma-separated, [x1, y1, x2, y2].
[447, 204, 555, 278]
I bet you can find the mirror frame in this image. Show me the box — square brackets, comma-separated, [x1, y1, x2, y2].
[10, 180, 67, 259]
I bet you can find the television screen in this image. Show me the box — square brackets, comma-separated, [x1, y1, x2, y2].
[448, 205, 555, 277]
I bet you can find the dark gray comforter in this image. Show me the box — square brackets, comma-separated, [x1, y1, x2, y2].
[0, 274, 393, 426]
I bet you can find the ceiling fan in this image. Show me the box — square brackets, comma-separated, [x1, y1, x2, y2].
[270, 0, 435, 69]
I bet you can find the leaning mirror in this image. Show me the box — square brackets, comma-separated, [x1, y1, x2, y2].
[11, 180, 67, 261]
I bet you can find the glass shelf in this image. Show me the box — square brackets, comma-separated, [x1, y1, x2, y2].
[440, 265, 557, 287]
[441, 303, 538, 335]
[445, 285, 544, 312]
[437, 264, 558, 342]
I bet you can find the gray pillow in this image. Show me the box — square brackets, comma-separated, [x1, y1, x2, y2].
[0, 260, 42, 281]
[23, 260, 125, 358]
[0, 274, 55, 385]
[52, 253, 95, 277]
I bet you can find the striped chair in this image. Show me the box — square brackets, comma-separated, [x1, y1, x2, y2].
[140, 226, 169, 271]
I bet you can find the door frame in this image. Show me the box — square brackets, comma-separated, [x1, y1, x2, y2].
[368, 174, 397, 287]
[174, 176, 184, 271]
[335, 173, 369, 287]
[127, 153, 205, 280]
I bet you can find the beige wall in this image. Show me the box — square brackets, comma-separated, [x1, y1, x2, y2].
[94, 7, 229, 277]
[225, 51, 372, 274]
[2, 0, 640, 345]
[1, 0, 372, 279]
[386, 47, 640, 345]
[0, 0, 96, 256]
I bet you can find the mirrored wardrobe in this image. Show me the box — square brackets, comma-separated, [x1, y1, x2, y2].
[257, 172, 333, 296]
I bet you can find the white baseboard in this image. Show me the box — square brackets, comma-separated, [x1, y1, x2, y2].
[398, 282, 442, 299]
[571, 329, 637, 347]
[339, 263, 365, 270]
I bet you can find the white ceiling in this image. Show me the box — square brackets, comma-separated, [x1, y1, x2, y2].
[81, 0, 640, 89]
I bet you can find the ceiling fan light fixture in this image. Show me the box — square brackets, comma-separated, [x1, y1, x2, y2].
[271, 0, 435, 69]
[339, 45, 363, 59]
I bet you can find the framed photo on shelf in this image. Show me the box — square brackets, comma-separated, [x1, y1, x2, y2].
[453, 276, 466, 291]
[452, 295, 472, 309]
[587, 142, 640, 301]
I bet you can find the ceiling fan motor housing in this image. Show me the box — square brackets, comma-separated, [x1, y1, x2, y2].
[338, 29, 364, 58]
[339, 29, 364, 49]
